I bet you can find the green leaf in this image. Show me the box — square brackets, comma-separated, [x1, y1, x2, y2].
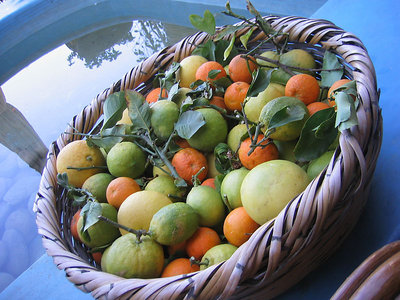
[192, 40, 216, 61]
[224, 35, 235, 61]
[321, 51, 344, 87]
[161, 63, 181, 91]
[294, 108, 338, 162]
[239, 27, 255, 49]
[87, 125, 126, 152]
[214, 174, 225, 195]
[335, 91, 358, 132]
[208, 69, 222, 79]
[57, 173, 69, 188]
[214, 24, 248, 41]
[175, 110, 206, 139]
[126, 90, 151, 131]
[81, 201, 103, 233]
[268, 104, 307, 130]
[101, 92, 127, 132]
[167, 82, 180, 102]
[189, 10, 216, 35]
[215, 40, 238, 66]
[247, 68, 272, 98]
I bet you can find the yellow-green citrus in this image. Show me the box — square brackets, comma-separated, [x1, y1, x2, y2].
[150, 100, 180, 140]
[177, 55, 208, 88]
[144, 175, 186, 202]
[227, 123, 248, 152]
[220, 167, 249, 209]
[200, 243, 238, 270]
[82, 173, 114, 203]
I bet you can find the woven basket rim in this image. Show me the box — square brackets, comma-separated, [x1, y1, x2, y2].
[35, 14, 382, 300]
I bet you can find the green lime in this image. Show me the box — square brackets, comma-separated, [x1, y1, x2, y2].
[279, 49, 316, 75]
[227, 124, 248, 152]
[220, 167, 249, 210]
[145, 175, 186, 202]
[307, 150, 335, 179]
[259, 96, 309, 141]
[101, 233, 164, 279]
[106, 141, 147, 179]
[149, 202, 199, 246]
[150, 100, 180, 140]
[82, 173, 114, 203]
[200, 244, 238, 270]
[77, 203, 121, 248]
[186, 185, 225, 227]
[187, 108, 228, 152]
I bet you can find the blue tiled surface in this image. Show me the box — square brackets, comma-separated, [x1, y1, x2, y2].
[1, 0, 400, 299]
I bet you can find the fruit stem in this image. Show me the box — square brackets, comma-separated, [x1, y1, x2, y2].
[97, 215, 150, 241]
[189, 256, 209, 267]
[66, 166, 108, 171]
[192, 166, 206, 186]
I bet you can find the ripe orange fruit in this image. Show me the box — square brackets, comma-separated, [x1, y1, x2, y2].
[224, 81, 250, 111]
[145, 87, 168, 103]
[71, 209, 81, 241]
[92, 251, 102, 265]
[167, 240, 187, 257]
[171, 148, 208, 184]
[175, 138, 191, 149]
[223, 207, 260, 247]
[306, 101, 331, 116]
[201, 178, 215, 189]
[327, 78, 352, 99]
[195, 61, 227, 83]
[209, 96, 227, 110]
[228, 54, 258, 84]
[161, 258, 200, 277]
[285, 73, 320, 105]
[185, 227, 221, 260]
[106, 177, 141, 209]
[238, 134, 279, 170]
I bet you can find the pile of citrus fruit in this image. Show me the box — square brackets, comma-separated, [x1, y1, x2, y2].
[55, 9, 357, 280]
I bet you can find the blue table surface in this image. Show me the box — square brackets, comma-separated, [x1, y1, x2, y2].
[1, 0, 400, 299]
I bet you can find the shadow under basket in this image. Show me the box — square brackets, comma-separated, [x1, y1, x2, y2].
[35, 15, 382, 299]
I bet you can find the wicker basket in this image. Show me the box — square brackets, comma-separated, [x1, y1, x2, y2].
[332, 241, 400, 300]
[35, 15, 382, 299]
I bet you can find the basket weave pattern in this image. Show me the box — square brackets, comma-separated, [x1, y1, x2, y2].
[35, 15, 382, 299]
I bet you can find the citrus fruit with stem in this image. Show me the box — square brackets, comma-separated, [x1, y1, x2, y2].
[150, 100, 180, 141]
[223, 207, 260, 247]
[145, 87, 168, 103]
[285, 73, 320, 105]
[256, 50, 280, 69]
[187, 108, 228, 152]
[161, 258, 200, 277]
[101, 233, 164, 279]
[227, 123, 248, 152]
[144, 175, 186, 202]
[186, 185, 225, 227]
[279, 49, 316, 75]
[56, 140, 106, 188]
[177, 55, 208, 88]
[200, 243, 238, 270]
[171, 147, 208, 185]
[185, 227, 221, 260]
[244, 82, 285, 122]
[106, 176, 141, 209]
[224, 81, 250, 111]
[228, 54, 258, 84]
[117, 190, 172, 234]
[82, 173, 114, 203]
[77, 203, 121, 248]
[238, 134, 279, 170]
[195, 61, 227, 84]
[259, 96, 310, 141]
[106, 141, 147, 179]
[149, 202, 199, 246]
[241, 160, 310, 225]
[307, 150, 335, 179]
[306, 101, 331, 116]
[220, 167, 249, 209]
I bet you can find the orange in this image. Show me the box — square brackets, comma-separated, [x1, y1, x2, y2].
[238, 134, 279, 170]
[209, 96, 227, 110]
[223, 207, 260, 247]
[224, 81, 250, 111]
[175, 137, 191, 149]
[106, 177, 141, 209]
[285, 73, 320, 105]
[92, 251, 102, 265]
[171, 148, 208, 185]
[201, 178, 215, 189]
[307, 101, 331, 116]
[195, 61, 227, 83]
[167, 240, 187, 257]
[228, 54, 258, 84]
[70, 209, 81, 241]
[145, 87, 168, 103]
[161, 258, 200, 277]
[185, 227, 221, 260]
[327, 78, 352, 99]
